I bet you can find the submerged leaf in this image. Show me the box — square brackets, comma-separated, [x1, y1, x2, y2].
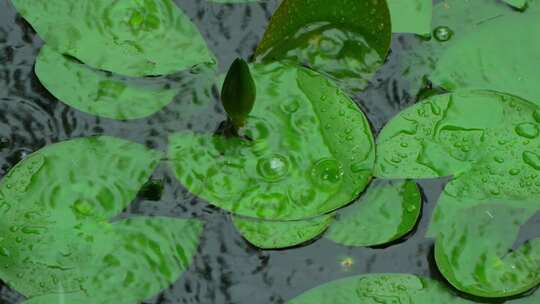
[325, 179, 421, 247]
[287, 273, 473, 303]
[35, 46, 179, 120]
[255, 0, 391, 93]
[232, 214, 333, 249]
[387, 0, 433, 35]
[221, 58, 256, 129]
[169, 62, 374, 220]
[12, 0, 215, 76]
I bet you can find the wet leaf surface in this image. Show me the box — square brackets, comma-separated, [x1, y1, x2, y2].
[387, 0, 433, 35]
[325, 179, 421, 247]
[11, 0, 216, 76]
[169, 62, 374, 220]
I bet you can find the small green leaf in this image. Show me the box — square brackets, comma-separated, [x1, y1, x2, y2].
[325, 179, 421, 247]
[35, 46, 179, 120]
[254, 0, 391, 93]
[504, 0, 528, 9]
[221, 58, 257, 129]
[232, 214, 333, 249]
[169, 62, 374, 220]
[375, 91, 540, 179]
[11, 0, 216, 76]
[287, 273, 474, 303]
[387, 0, 433, 35]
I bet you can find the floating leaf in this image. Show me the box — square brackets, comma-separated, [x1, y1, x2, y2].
[325, 179, 421, 247]
[387, 0, 433, 35]
[11, 0, 215, 76]
[169, 62, 374, 220]
[287, 273, 473, 303]
[232, 214, 333, 249]
[221, 58, 256, 129]
[254, 0, 391, 93]
[433, 202, 540, 298]
[375, 90, 540, 179]
[35, 46, 179, 120]
[22, 217, 203, 304]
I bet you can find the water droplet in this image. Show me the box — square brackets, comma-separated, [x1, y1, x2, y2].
[515, 123, 539, 139]
[494, 156, 505, 163]
[310, 158, 343, 188]
[509, 168, 521, 176]
[0, 246, 10, 257]
[257, 154, 290, 182]
[433, 26, 453, 42]
[281, 100, 300, 113]
[523, 151, 540, 170]
[400, 142, 409, 148]
[406, 204, 417, 213]
[533, 110, 540, 123]
[73, 200, 95, 216]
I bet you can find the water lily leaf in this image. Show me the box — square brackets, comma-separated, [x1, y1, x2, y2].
[11, 0, 215, 76]
[387, 0, 433, 35]
[433, 202, 540, 298]
[22, 217, 203, 304]
[431, 4, 540, 105]
[375, 90, 540, 179]
[232, 214, 333, 249]
[504, 0, 528, 10]
[254, 0, 391, 93]
[169, 62, 374, 220]
[0, 136, 164, 296]
[325, 179, 421, 247]
[35, 46, 179, 120]
[287, 273, 474, 303]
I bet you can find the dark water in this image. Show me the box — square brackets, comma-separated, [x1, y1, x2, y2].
[0, 0, 538, 303]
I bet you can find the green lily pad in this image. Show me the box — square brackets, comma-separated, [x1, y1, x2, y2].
[0, 136, 160, 296]
[387, 0, 433, 35]
[232, 214, 333, 249]
[433, 202, 540, 298]
[12, 0, 215, 76]
[375, 90, 540, 179]
[254, 0, 391, 93]
[22, 217, 203, 304]
[287, 273, 474, 303]
[431, 2, 540, 105]
[169, 62, 375, 220]
[325, 179, 421, 247]
[35, 46, 179, 120]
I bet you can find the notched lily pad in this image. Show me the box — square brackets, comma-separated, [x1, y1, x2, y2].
[325, 179, 421, 247]
[35, 46, 179, 120]
[375, 90, 540, 179]
[168, 62, 375, 220]
[287, 273, 473, 303]
[232, 214, 333, 249]
[12, 0, 215, 76]
[255, 0, 391, 93]
[387, 0, 433, 35]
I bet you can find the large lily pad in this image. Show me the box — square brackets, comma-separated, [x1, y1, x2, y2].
[11, 0, 215, 76]
[35, 46, 179, 120]
[375, 90, 540, 179]
[169, 62, 374, 220]
[232, 214, 333, 249]
[254, 0, 391, 93]
[325, 179, 421, 247]
[287, 273, 473, 303]
[0, 136, 202, 301]
[433, 202, 540, 298]
[387, 0, 433, 35]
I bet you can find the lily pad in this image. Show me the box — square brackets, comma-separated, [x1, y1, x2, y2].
[35, 46, 179, 120]
[11, 0, 215, 76]
[232, 214, 333, 249]
[168, 62, 375, 220]
[0, 136, 202, 300]
[325, 179, 421, 247]
[22, 217, 203, 304]
[375, 90, 540, 179]
[433, 202, 540, 298]
[254, 0, 391, 93]
[287, 273, 473, 303]
[387, 0, 433, 35]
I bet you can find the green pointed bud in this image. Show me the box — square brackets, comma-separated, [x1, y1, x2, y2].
[221, 58, 256, 130]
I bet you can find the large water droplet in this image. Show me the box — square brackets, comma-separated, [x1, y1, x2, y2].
[523, 151, 540, 170]
[257, 154, 290, 182]
[515, 123, 539, 139]
[433, 26, 453, 42]
[310, 158, 343, 188]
